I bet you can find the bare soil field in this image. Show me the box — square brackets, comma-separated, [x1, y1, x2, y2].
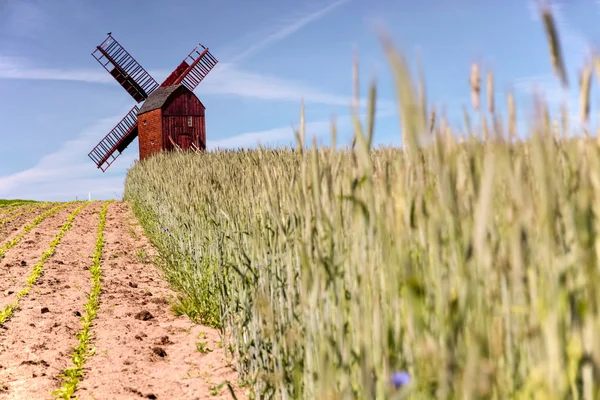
[0, 204, 52, 243]
[0, 201, 244, 400]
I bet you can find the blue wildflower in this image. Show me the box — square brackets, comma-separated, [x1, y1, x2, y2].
[391, 371, 410, 389]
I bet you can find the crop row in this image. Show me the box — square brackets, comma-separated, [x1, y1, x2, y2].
[0, 205, 20, 215]
[0, 202, 71, 261]
[54, 201, 112, 399]
[0, 203, 30, 218]
[0, 202, 88, 325]
[0, 202, 52, 226]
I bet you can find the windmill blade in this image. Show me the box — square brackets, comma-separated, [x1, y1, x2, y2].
[88, 105, 140, 172]
[161, 44, 218, 91]
[92, 34, 159, 103]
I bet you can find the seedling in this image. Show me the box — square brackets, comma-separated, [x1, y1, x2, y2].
[54, 201, 112, 399]
[195, 341, 212, 354]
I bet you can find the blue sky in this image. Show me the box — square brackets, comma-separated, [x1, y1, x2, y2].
[0, 0, 599, 201]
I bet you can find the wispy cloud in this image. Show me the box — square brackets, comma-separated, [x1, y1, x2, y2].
[0, 0, 363, 110]
[0, 111, 135, 201]
[0, 0, 357, 108]
[0, 57, 393, 112]
[208, 108, 397, 150]
[3, 177, 128, 202]
[0, 56, 112, 83]
[208, 120, 334, 150]
[202, 63, 395, 112]
[228, 0, 351, 64]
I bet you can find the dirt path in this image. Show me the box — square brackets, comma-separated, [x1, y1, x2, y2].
[0, 201, 246, 399]
[0, 201, 99, 398]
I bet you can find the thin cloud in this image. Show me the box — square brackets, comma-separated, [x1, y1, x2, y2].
[0, 56, 112, 83]
[513, 73, 569, 100]
[208, 120, 334, 150]
[203, 63, 395, 112]
[0, 0, 364, 110]
[4, 177, 127, 202]
[208, 109, 396, 150]
[229, 0, 351, 64]
[0, 57, 393, 112]
[0, 110, 135, 200]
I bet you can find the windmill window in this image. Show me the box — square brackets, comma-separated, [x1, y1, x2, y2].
[187, 116, 193, 127]
[143, 120, 147, 125]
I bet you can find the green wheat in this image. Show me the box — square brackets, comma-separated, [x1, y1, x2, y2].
[121, 5, 600, 400]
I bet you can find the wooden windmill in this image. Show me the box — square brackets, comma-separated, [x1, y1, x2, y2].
[87, 33, 218, 172]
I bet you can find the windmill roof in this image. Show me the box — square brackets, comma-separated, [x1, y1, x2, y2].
[137, 85, 185, 115]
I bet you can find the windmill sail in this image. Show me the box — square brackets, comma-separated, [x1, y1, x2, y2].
[160, 44, 218, 91]
[88, 105, 140, 172]
[92, 35, 159, 103]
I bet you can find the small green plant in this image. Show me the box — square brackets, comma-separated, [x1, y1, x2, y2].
[136, 248, 150, 264]
[53, 201, 112, 399]
[0, 202, 86, 325]
[196, 341, 212, 354]
[0, 202, 52, 226]
[128, 226, 139, 240]
[0, 202, 70, 262]
[209, 385, 219, 396]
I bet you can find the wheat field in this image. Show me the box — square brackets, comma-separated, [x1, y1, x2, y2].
[124, 5, 600, 399]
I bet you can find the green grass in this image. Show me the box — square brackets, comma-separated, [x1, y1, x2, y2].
[121, 7, 600, 400]
[0, 199, 40, 207]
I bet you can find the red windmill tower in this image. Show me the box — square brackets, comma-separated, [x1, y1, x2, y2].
[87, 33, 218, 172]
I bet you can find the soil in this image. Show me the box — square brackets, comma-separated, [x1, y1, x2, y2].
[0, 206, 24, 219]
[0, 203, 53, 243]
[0, 201, 246, 400]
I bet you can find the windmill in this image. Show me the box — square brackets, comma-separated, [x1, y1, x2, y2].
[87, 33, 218, 172]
